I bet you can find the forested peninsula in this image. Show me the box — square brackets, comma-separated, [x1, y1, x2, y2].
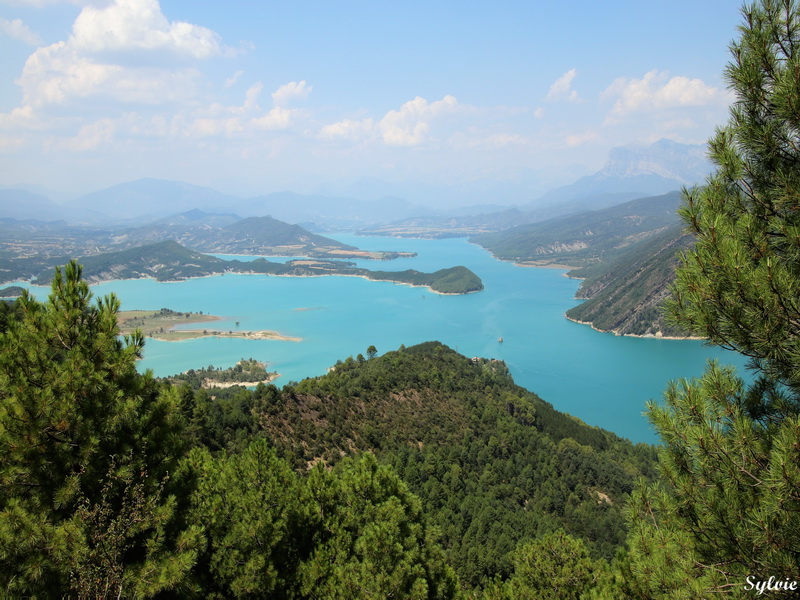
[3, 239, 483, 295]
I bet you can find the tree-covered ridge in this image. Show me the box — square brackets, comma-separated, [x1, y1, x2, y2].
[565, 224, 694, 337]
[8, 239, 483, 294]
[0, 286, 24, 298]
[248, 342, 657, 587]
[472, 191, 683, 267]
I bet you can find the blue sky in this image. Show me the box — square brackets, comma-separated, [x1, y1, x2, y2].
[0, 0, 741, 203]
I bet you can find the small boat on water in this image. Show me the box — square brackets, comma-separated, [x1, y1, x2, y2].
[498, 337, 503, 343]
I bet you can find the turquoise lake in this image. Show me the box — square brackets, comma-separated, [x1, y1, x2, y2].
[18, 235, 748, 444]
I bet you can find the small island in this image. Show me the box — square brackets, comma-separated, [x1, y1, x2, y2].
[365, 265, 484, 294]
[165, 358, 279, 389]
[117, 308, 301, 342]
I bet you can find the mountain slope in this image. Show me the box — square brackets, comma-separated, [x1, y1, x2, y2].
[473, 191, 683, 266]
[566, 224, 694, 336]
[70, 178, 241, 221]
[112, 214, 361, 257]
[531, 139, 710, 210]
[473, 192, 697, 336]
[201, 341, 658, 587]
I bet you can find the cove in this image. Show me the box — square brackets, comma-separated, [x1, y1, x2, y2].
[17, 235, 748, 444]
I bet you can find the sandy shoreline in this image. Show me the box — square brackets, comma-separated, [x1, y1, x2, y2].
[160, 329, 302, 342]
[118, 310, 302, 342]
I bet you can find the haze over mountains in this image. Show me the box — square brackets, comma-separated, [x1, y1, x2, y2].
[2, 139, 710, 230]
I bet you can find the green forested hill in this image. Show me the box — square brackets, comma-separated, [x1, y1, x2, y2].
[367, 265, 484, 294]
[112, 214, 358, 257]
[472, 191, 682, 267]
[17, 240, 483, 294]
[565, 224, 694, 336]
[221, 216, 351, 248]
[472, 192, 695, 336]
[189, 341, 657, 589]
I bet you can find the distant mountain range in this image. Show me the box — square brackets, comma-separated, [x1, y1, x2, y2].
[362, 139, 712, 236]
[0, 211, 417, 264]
[0, 139, 711, 232]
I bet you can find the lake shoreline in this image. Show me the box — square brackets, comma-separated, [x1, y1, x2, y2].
[118, 309, 302, 342]
[564, 314, 703, 340]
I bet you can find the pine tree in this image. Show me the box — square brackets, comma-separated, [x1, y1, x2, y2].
[491, 531, 603, 600]
[617, 1, 800, 597]
[187, 440, 315, 598]
[300, 453, 460, 600]
[670, 0, 800, 397]
[0, 262, 199, 596]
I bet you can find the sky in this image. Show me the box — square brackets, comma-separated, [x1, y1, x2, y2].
[0, 0, 742, 204]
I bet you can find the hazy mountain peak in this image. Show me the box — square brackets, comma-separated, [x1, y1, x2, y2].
[530, 139, 713, 213]
[599, 139, 711, 185]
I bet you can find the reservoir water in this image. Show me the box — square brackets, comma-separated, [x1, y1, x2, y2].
[19, 235, 747, 444]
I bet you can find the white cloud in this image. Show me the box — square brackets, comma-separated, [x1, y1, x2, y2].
[565, 130, 598, 147]
[379, 95, 458, 146]
[224, 70, 244, 89]
[272, 80, 311, 107]
[322, 95, 459, 147]
[183, 83, 306, 139]
[14, 0, 237, 109]
[602, 70, 728, 116]
[547, 68, 579, 102]
[0, 18, 42, 45]
[70, 0, 229, 59]
[57, 117, 116, 151]
[18, 41, 204, 106]
[252, 107, 295, 131]
[0, 105, 39, 131]
[319, 117, 375, 141]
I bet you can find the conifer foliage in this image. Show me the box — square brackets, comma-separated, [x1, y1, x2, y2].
[671, 0, 800, 393]
[618, 1, 800, 596]
[0, 261, 198, 596]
